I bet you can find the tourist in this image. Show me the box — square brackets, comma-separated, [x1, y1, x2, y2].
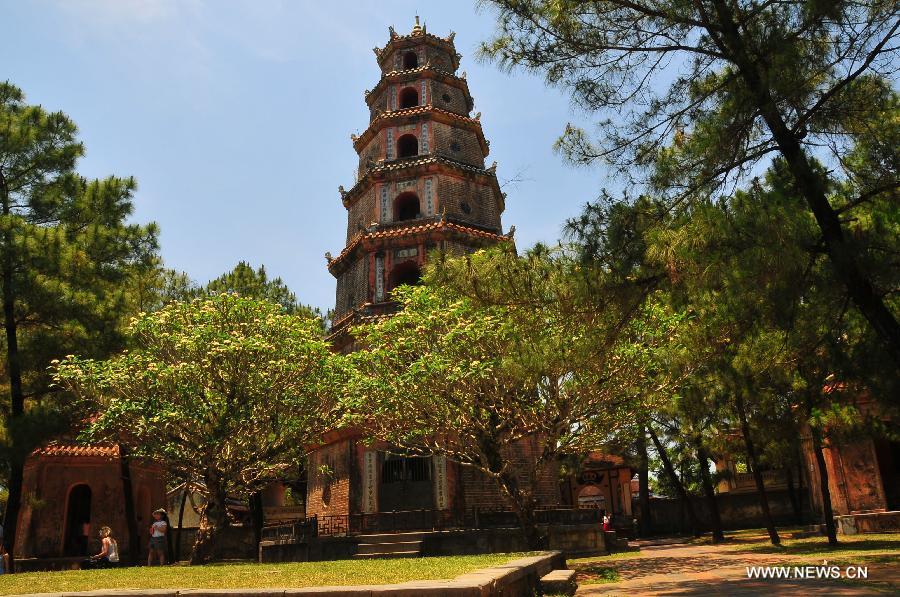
[83, 526, 119, 569]
[0, 542, 8, 575]
[602, 513, 611, 532]
[148, 508, 168, 566]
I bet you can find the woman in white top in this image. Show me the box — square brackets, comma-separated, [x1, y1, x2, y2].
[148, 508, 168, 566]
[85, 526, 119, 569]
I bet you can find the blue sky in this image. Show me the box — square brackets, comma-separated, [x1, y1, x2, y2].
[4, 0, 610, 312]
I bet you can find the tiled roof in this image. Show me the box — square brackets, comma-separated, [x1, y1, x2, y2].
[342, 155, 498, 206]
[364, 65, 467, 101]
[327, 306, 395, 342]
[375, 29, 457, 64]
[327, 218, 508, 274]
[33, 443, 120, 458]
[353, 105, 486, 153]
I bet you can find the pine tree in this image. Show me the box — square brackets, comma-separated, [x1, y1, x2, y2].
[0, 82, 159, 562]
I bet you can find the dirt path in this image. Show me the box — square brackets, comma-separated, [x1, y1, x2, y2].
[575, 541, 898, 596]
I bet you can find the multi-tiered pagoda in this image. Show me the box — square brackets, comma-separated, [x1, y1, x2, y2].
[326, 16, 511, 350]
[306, 19, 560, 531]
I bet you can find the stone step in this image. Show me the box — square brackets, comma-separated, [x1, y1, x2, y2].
[357, 540, 423, 555]
[540, 569, 577, 596]
[353, 550, 421, 559]
[355, 531, 429, 543]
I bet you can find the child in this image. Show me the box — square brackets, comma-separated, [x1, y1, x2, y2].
[84, 526, 119, 569]
[148, 508, 168, 566]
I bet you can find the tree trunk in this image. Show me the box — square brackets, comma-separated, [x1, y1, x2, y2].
[637, 429, 652, 537]
[176, 486, 188, 562]
[785, 464, 802, 525]
[1, 185, 25, 571]
[710, 0, 900, 367]
[118, 445, 141, 564]
[477, 430, 544, 550]
[735, 394, 780, 546]
[249, 491, 264, 554]
[695, 439, 725, 543]
[191, 470, 230, 564]
[805, 396, 838, 546]
[648, 426, 701, 537]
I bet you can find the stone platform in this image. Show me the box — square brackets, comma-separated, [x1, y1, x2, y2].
[6, 552, 569, 597]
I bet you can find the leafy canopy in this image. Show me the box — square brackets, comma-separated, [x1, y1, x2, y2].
[54, 293, 345, 495]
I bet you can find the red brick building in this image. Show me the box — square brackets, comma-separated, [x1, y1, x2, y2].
[308, 19, 559, 527]
[13, 443, 165, 561]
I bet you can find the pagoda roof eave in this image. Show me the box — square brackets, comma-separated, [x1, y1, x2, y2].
[374, 30, 459, 70]
[341, 155, 502, 208]
[353, 105, 489, 156]
[326, 217, 511, 276]
[364, 65, 471, 105]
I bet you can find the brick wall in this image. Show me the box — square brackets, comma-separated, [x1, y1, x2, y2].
[356, 137, 383, 180]
[432, 122, 484, 168]
[430, 80, 470, 116]
[424, 46, 456, 71]
[437, 174, 502, 231]
[306, 439, 353, 518]
[459, 435, 561, 511]
[334, 255, 368, 318]
[346, 186, 376, 243]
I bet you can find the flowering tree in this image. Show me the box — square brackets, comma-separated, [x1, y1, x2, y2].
[54, 294, 345, 563]
[348, 248, 686, 548]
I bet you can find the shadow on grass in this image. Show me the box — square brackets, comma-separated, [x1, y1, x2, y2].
[733, 538, 900, 556]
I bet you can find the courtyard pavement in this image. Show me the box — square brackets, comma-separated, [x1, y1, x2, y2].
[574, 539, 899, 596]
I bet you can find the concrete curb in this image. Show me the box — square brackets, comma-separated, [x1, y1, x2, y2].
[5, 552, 566, 597]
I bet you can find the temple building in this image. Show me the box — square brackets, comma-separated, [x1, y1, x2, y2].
[13, 443, 165, 563]
[307, 18, 559, 528]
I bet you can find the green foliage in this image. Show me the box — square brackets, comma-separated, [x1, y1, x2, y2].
[0, 81, 162, 551]
[481, 0, 900, 365]
[54, 294, 342, 493]
[200, 261, 320, 320]
[348, 247, 690, 545]
[53, 294, 345, 561]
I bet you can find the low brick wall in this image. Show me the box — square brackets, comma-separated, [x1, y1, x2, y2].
[260, 524, 603, 563]
[639, 489, 811, 536]
[836, 511, 900, 534]
[7, 552, 567, 597]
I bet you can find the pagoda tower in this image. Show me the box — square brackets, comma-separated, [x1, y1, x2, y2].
[327, 17, 510, 347]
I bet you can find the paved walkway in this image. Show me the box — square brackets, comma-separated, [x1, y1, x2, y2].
[574, 541, 898, 596]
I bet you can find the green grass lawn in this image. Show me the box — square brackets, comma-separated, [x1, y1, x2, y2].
[0, 553, 530, 595]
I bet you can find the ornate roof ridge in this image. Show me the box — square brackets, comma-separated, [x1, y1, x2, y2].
[364, 65, 465, 100]
[342, 155, 498, 206]
[33, 442, 120, 458]
[353, 105, 485, 152]
[327, 217, 508, 274]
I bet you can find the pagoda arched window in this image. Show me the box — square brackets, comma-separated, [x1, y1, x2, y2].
[397, 134, 418, 158]
[394, 192, 420, 221]
[390, 260, 422, 294]
[399, 87, 419, 109]
[403, 51, 418, 70]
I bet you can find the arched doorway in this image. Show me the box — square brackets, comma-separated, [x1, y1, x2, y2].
[577, 485, 606, 511]
[394, 192, 420, 221]
[63, 484, 91, 556]
[397, 134, 418, 158]
[403, 51, 418, 70]
[389, 261, 421, 296]
[399, 87, 419, 109]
